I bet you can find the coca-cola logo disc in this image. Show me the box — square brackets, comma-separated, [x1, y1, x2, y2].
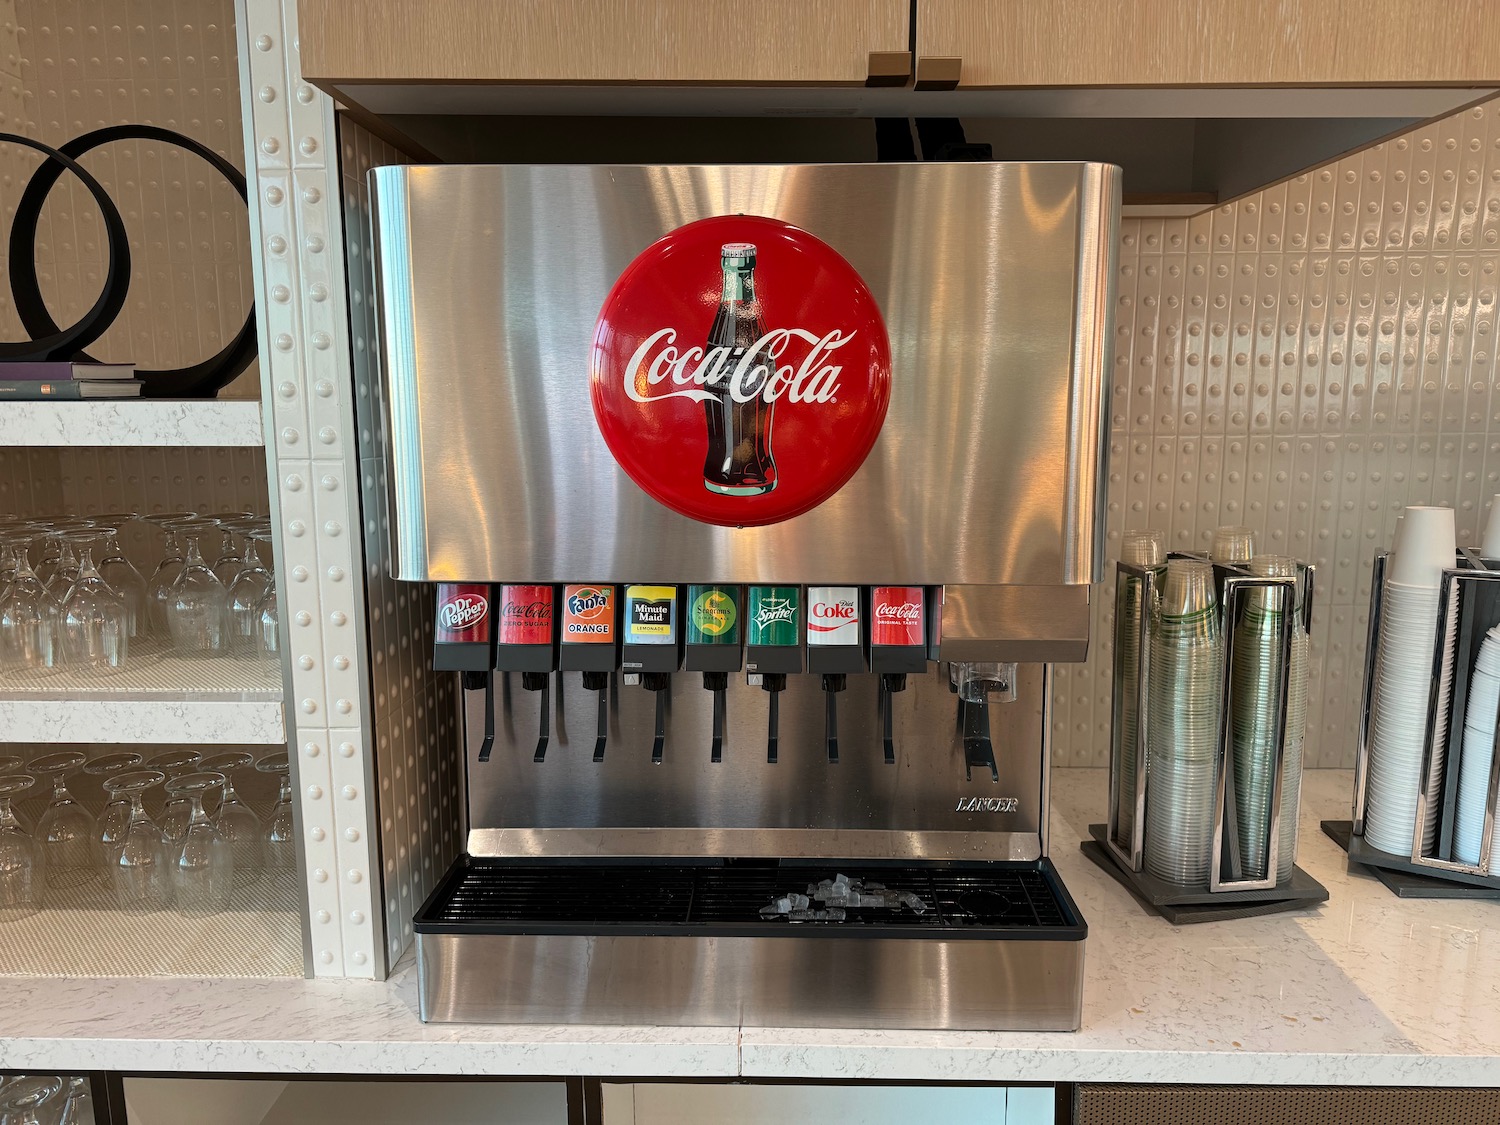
[590, 215, 892, 527]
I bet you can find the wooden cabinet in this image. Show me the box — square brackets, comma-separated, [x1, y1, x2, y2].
[298, 0, 911, 87]
[917, 0, 1500, 87]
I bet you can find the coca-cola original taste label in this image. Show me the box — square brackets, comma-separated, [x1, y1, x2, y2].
[871, 586, 925, 648]
[497, 584, 554, 646]
[590, 215, 892, 528]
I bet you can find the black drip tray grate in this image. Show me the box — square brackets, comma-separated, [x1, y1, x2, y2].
[416, 858, 1085, 941]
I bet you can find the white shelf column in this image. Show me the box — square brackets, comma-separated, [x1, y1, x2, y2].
[235, 0, 383, 978]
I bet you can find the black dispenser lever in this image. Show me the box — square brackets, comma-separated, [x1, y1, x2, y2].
[643, 672, 671, 763]
[583, 671, 610, 762]
[822, 674, 845, 763]
[960, 697, 999, 783]
[762, 674, 786, 764]
[525, 672, 551, 762]
[879, 673, 907, 764]
[704, 672, 728, 763]
[467, 670, 497, 763]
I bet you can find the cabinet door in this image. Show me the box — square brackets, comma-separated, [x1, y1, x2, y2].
[917, 0, 1500, 87]
[299, 0, 910, 86]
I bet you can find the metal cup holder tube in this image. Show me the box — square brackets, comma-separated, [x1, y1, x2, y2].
[1106, 559, 1155, 873]
[1106, 554, 1311, 892]
[1210, 568, 1297, 892]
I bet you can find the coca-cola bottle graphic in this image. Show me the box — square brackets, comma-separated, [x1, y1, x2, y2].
[703, 242, 777, 495]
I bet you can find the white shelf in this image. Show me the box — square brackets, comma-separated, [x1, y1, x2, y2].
[0, 398, 265, 447]
[0, 650, 285, 744]
[0, 869, 303, 978]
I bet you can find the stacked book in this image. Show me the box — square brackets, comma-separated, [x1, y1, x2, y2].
[0, 361, 141, 399]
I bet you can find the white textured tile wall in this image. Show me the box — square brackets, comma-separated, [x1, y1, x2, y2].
[2, 0, 257, 398]
[1060, 95, 1500, 770]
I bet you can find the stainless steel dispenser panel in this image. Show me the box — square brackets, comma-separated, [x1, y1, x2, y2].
[465, 665, 1049, 860]
[370, 162, 1120, 587]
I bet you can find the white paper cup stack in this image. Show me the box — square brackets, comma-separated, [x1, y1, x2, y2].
[1364, 506, 1456, 856]
[1454, 625, 1500, 868]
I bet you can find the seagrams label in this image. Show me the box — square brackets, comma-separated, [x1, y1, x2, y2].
[806, 586, 860, 646]
[625, 585, 677, 644]
[562, 585, 615, 644]
[689, 586, 739, 643]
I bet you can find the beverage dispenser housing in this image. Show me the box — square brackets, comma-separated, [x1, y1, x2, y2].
[371, 162, 1120, 1032]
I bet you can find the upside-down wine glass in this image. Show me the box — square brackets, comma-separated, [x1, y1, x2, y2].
[29, 750, 97, 890]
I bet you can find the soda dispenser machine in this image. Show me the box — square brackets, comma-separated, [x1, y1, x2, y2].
[372, 162, 1119, 1031]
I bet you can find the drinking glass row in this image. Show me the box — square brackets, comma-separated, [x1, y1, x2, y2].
[0, 511, 277, 672]
[0, 1073, 92, 1125]
[0, 748, 295, 919]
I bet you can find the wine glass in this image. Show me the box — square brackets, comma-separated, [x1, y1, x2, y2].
[166, 531, 227, 655]
[148, 749, 203, 841]
[59, 536, 128, 671]
[142, 513, 194, 634]
[28, 750, 98, 890]
[200, 751, 262, 884]
[107, 769, 171, 912]
[0, 1076, 63, 1125]
[40, 532, 81, 599]
[257, 582, 280, 658]
[168, 770, 235, 915]
[210, 520, 245, 588]
[0, 545, 61, 672]
[0, 774, 44, 922]
[227, 533, 274, 658]
[96, 523, 149, 641]
[57, 1077, 92, 1125]
[257, 750, 295, 870]
[88, 751, 145, 868]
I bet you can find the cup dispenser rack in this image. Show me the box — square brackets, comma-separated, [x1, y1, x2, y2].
[1340, 549, 1500, 893]
[1088, 553, 1329, 920]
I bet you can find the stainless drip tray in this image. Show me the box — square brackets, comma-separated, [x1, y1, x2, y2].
[414, 857, 1087, 1030]
[417, 858, 1080, 938]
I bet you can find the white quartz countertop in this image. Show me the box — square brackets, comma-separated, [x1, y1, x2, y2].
[2, 768, 1498, 1083]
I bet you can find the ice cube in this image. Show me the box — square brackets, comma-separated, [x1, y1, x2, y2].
[862, 893, 886, 908]
[827, 908, 845, 922]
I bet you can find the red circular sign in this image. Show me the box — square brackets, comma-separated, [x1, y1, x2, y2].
[590, 215, 891, 527]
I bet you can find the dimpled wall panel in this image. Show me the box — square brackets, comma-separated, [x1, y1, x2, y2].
[1059, 95, 1500, 769]
[3, 0, 257, 398]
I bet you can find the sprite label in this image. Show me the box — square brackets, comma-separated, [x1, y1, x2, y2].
[747, 586, 800, 647]
[688, 585, 739, 644]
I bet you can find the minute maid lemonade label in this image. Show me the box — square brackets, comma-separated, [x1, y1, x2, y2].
[625, 585, 677, 644]
[688, 585, 739, 644]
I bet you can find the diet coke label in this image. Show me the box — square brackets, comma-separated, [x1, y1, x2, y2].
[434, 583, 491, 644]
[871, 586, 925, 648]
[590, 214, 892, 528]
[806, 586, 861, 647]
[498, 585, 554, 647]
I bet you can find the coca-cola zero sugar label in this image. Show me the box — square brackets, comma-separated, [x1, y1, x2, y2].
[498, 584, 553, 646]
[562, 585, 615, 644]
[590, 215, 892, 528]
[871, 586, 925, 648]
[806, 586, 861, 646]
[435, 583, 491, 644]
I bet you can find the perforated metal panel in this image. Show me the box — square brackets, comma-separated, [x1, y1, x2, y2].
[338, 115, 463, 969]
[1059, 95, 1500, 768]
[1075, 1083, 1500, 1124]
